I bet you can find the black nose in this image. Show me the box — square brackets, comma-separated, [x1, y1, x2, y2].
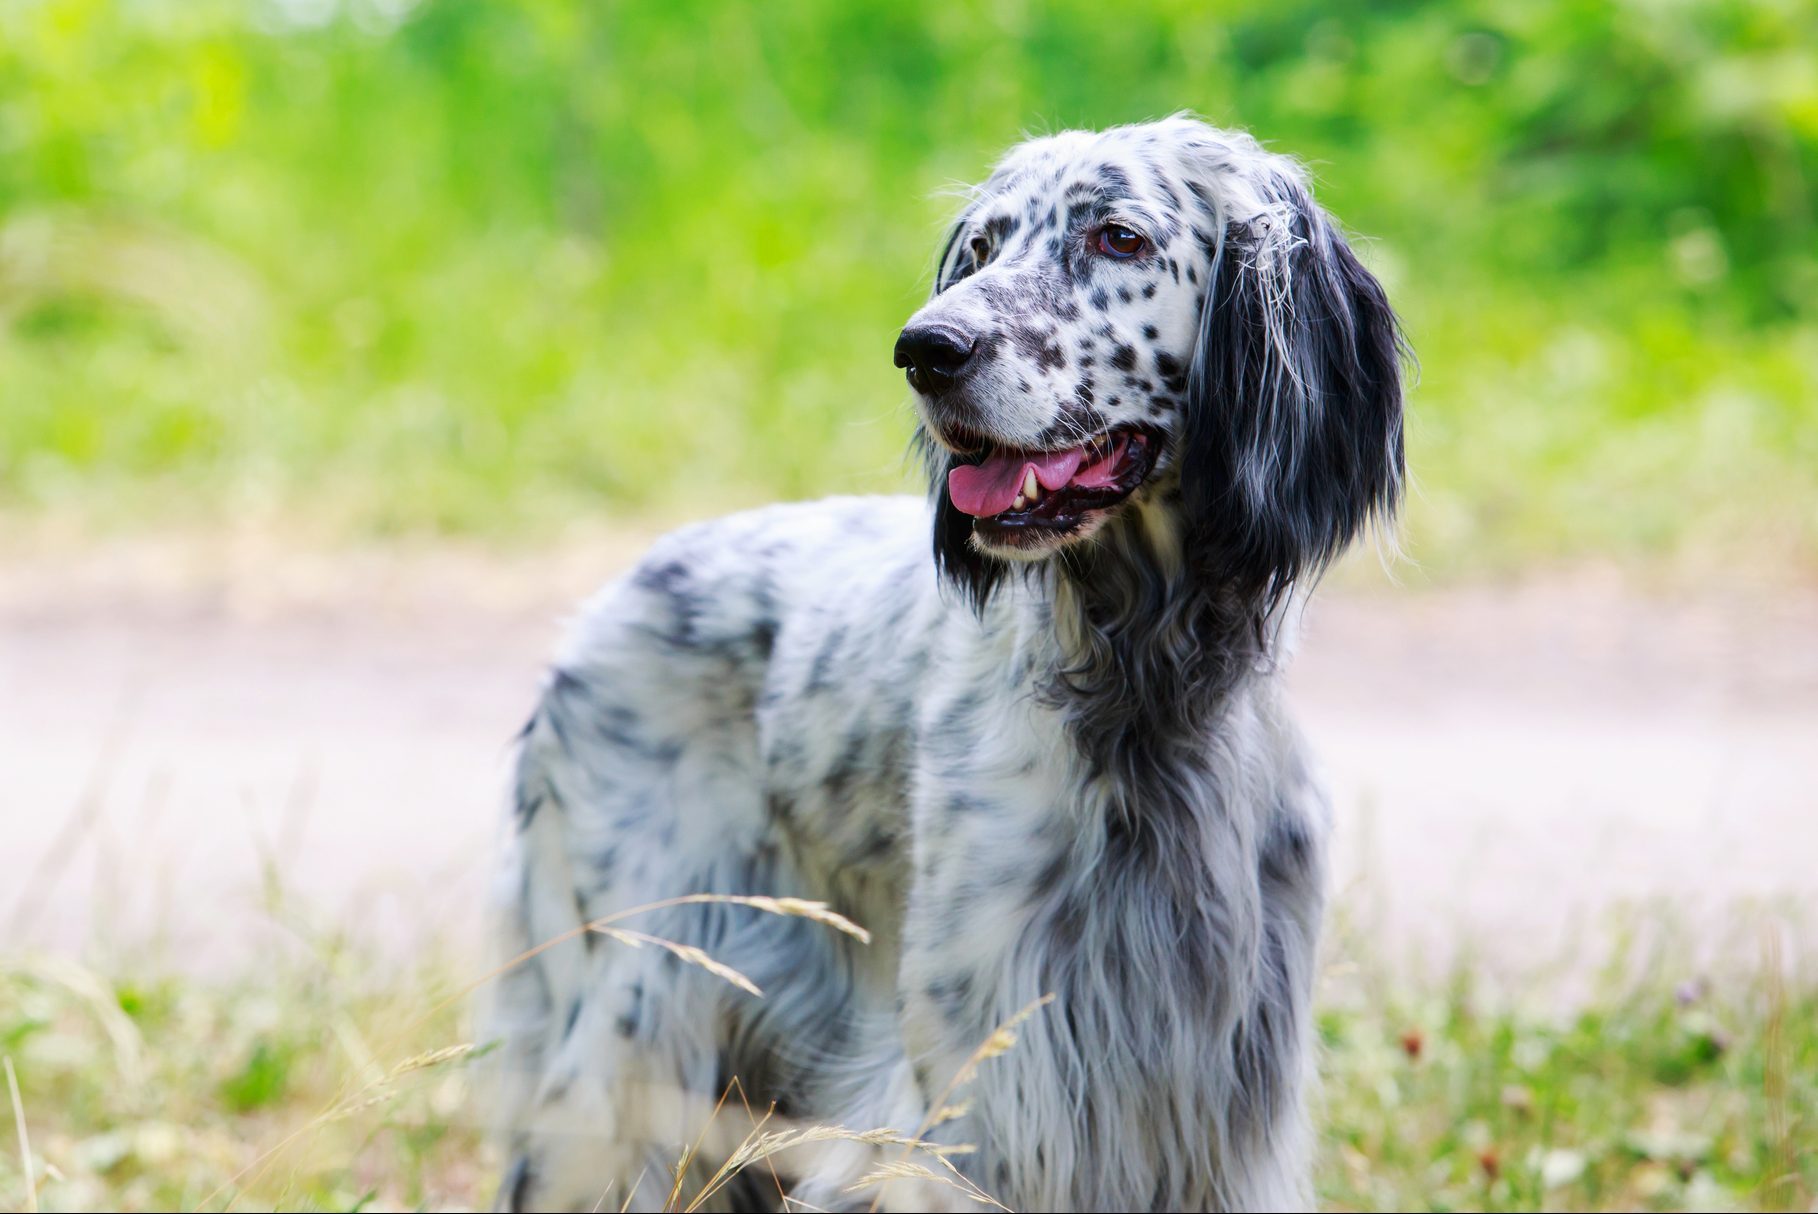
[894, 324, 974, 394]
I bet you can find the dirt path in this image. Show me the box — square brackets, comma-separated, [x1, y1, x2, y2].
[4, 539, 1814, 978]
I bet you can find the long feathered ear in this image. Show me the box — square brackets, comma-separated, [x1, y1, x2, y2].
[929, 210, 973, 297]
[1182, 173, 1406, 607]
[920, 205, 1004, 612]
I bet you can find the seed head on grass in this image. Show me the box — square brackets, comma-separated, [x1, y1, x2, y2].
[846, 1158, 1010, 1211]
[945, 994, 1055, 1094]
[858, 993, 1057, 1213]
[591, 927, 764, 997]
[685, 1125, 929, 1212]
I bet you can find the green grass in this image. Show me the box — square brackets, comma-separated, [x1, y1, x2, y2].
[1316, 941, 1818, 1212]
[4, 909, 1812, 1212]
[2, 1, 1816, 574]
[0, 946, 481, 1212]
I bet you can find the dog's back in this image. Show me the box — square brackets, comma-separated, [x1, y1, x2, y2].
[489, 497, 941, 1210]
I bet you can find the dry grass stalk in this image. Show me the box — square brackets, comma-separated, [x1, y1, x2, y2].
[418, 892, 871, 1033]
[847, 1155, 1009, 1211]
[928, 1100, 972, 1127]
[5, 1056, 36, 1214]
[321, 1042, 476, 1123]
[209, 893, 873, 1211]
[855, 993, 1056, 1213]
[592, 927, 764, 997]
[664, 1076, 786, 1212]
[945, 994, 1055, 1094]
[200, 1040, 476, 1208]
[0, 956, 147, 1087]
[685, 1125, 957, 1213]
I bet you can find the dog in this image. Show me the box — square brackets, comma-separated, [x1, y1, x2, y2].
[485, 115, 1405, 1212]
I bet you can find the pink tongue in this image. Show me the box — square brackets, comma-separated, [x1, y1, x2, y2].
[1069, 439, 1125, 489]
[948, 447, 1086, 518]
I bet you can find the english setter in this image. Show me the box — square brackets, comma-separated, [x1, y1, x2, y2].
[487, 116, 1405, 1212]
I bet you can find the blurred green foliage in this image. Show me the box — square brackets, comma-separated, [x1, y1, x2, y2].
[2, 0, 1815, 569]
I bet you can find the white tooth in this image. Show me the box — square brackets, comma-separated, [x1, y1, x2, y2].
[1012, 494, 1026, 511]
[1022, 469, 1039, 501]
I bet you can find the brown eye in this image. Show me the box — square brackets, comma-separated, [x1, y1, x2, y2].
[969, 235, 991, 269]
[1096, 224, 1146, 259]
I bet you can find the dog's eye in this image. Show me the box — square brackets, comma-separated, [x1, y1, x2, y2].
[1096, 224, 1147, 260]
[969, 235, 991, 270]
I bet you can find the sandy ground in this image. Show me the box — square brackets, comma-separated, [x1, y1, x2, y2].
[3, 535, 1815, 982]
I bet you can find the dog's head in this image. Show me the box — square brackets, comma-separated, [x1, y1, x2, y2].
[900, 116, 1405, 608]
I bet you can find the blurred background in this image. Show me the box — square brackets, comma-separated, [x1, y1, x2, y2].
[2, 2, 1815, 1210]
[4, 0, 1815, 562]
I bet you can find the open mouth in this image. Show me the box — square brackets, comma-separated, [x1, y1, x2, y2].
[946, 425, 1161, 542]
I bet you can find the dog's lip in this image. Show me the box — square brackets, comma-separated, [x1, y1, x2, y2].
[960, 425, 1162, 535]
[925, 420, 992, 457]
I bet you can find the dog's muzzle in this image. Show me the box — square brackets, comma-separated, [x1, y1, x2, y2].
[894, 324, 974, 395]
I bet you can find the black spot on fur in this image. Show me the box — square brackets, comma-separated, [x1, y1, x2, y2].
[1093, 164, 1134, 198]
[926, 972, 975, 1020]
[1010, 323, 1068, 373]
[632, 559, 703, 647]
[1039, 397, 1106, 447]
[822, 729, 870, 807]
[633, 558, 689, 597]
[500, 1156, 535, 1212]
[806, 624, 848, 693]
[1261, 812, 1317, 889]
[851, 825, 894, 864]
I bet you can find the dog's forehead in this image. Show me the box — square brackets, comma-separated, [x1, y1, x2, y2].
[990, 125, 1194, 199]
[971, 123, 1210, 245]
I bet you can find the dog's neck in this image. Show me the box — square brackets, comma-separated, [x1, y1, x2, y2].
[932, 477, 1289, 781]
[1036, 513, 1280, 781]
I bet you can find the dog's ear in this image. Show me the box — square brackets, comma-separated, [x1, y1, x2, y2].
[930, 206, 981, 297]
[921, 205, 1006, 612]
[1182, 174, 1406, 605]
